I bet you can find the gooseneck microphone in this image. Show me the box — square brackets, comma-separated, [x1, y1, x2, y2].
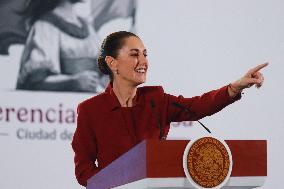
[172, 102, 211, 134]
[150, 100, 165, 140]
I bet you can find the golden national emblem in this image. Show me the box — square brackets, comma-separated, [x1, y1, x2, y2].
[183, 137, 232, 188]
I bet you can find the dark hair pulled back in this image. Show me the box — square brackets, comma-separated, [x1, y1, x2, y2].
[97, 31, 138, 81]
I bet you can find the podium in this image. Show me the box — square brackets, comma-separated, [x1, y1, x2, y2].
[87, 140, 267, 189]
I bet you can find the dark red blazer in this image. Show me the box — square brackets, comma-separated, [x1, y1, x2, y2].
[71, 84, 241, 186]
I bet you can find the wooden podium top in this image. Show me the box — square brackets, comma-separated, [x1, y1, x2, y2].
[87, 139, 267, 189]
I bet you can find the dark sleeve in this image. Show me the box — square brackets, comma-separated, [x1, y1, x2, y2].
[71, 103, 99, 186]
[165, 85, 241, 123]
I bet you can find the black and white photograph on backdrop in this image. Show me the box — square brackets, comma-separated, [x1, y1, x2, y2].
[0, 0, 137, 92]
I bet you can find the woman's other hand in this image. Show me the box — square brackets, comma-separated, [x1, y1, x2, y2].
[73, 70, 101, 92]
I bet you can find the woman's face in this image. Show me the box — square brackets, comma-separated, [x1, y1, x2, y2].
[114, 36, 148, 86]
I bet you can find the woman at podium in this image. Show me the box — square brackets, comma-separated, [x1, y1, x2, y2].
[71, 31, 267, 186]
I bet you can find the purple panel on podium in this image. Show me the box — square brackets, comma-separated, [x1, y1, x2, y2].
[87, 141, 147, 189]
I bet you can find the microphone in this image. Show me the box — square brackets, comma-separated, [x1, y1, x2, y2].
[150, 100, 165, 140]
[171, 102, 211, 134]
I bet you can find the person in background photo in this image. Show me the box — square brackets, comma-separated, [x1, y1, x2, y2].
[16, 0, 107, 92]
[71, 31, 268, 186]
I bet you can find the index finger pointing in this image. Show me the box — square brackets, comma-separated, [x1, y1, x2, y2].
[249, 62, 269, 74]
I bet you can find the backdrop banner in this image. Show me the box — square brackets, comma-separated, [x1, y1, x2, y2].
[0, 0, 283, 189]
